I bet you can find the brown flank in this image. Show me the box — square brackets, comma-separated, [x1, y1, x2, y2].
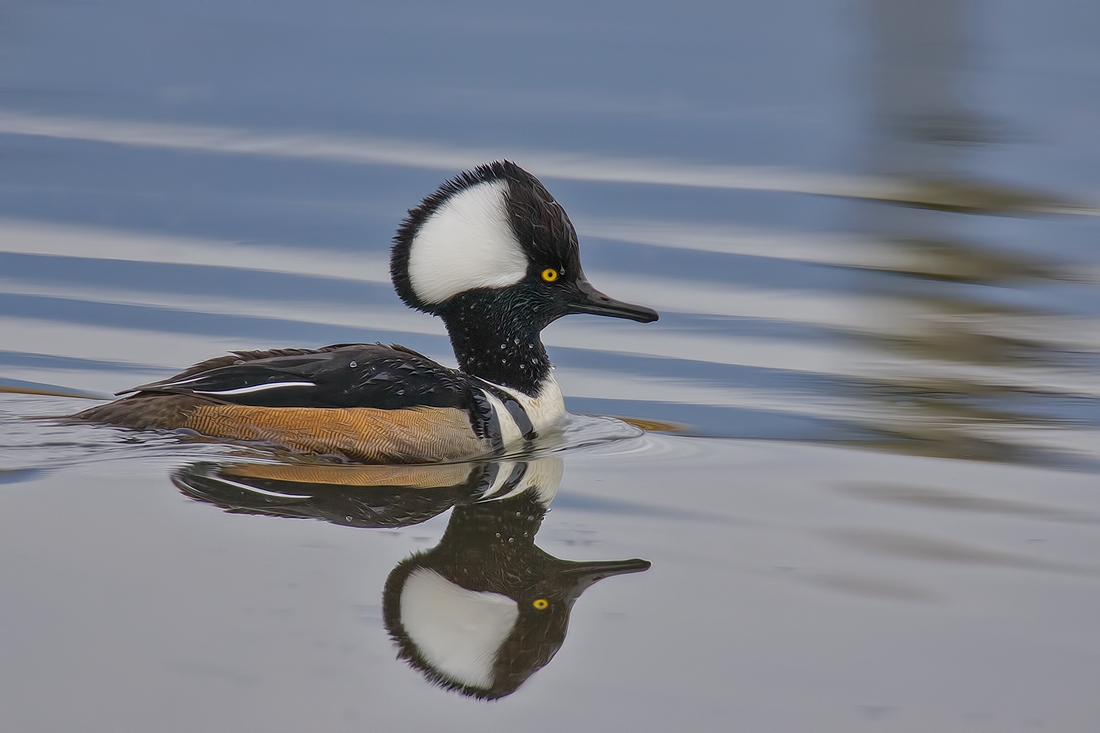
[74, 397, 487, 463]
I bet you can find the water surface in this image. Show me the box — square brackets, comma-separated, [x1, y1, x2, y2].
[2, 1, 1099, 731]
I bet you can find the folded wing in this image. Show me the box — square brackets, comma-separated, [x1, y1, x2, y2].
[124, 343, 477, 410]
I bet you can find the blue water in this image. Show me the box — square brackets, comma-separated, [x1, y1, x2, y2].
[2, 1, 1100, 731]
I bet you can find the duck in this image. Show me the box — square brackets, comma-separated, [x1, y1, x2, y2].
[73, 161, 658, 463]
[174, 455, 651, 700]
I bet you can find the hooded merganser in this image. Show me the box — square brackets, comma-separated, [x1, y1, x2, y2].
[73, 161, 658, 462]
[173, 456, 651, 700]
[381, 459, 650, 700]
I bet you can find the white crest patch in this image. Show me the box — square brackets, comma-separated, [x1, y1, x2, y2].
[400, 568, 519, 689]
[408, 180, 529, 304]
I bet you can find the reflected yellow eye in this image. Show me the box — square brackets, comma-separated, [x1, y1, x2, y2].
[532, 598, 549, 610]
[541, 268, 559, 283]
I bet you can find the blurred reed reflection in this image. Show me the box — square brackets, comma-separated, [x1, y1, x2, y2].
[841, 0, 1100, 465]
[173, 457, 649, 700]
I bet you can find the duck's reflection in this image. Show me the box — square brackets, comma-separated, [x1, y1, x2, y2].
[172, 457, 649, 700]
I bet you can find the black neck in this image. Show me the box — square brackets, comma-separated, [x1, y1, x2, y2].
[439, 291, 553, 395]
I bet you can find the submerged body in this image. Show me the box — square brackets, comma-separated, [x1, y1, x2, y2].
[73, 162, 656, 462]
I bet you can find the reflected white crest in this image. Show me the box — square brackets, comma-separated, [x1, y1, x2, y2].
[400, 568, 519, 689]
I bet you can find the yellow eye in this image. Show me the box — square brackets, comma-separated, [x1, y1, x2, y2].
[541, 268, 559, 283]
[532, 598, 549, 610]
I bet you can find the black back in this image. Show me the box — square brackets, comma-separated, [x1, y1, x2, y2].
[126, 343, 482, 410]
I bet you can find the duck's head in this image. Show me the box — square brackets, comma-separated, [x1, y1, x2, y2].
[381, 458, 651, 700]
[391, 161, 658, 331]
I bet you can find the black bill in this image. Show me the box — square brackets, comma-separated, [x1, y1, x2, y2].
[568, 278, 659, 323]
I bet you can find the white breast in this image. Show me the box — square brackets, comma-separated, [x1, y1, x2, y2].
[480, 375, 566, 447]
[478, 456, 563, 504]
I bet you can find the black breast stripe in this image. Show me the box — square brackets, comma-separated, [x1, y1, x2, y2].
[470, 391, 505, 452]
[503, 400, 536, 440]
[473, 380, 536, 441]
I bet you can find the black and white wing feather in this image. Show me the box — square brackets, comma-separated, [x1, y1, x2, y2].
[123, 344, 479, 410]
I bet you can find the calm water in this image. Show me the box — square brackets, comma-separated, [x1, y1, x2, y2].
[2, 1, 1099, 731]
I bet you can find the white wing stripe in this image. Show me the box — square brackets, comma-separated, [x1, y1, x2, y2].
[193, 381, 315, 396]
[205, 476, 312, 499]
[157, 373, 223, 387]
